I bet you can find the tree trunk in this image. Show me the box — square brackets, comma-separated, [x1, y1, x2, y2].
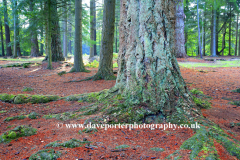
[40, 1, 44, 56]
[229, 4, 231, 56]
[221, 24, 226, 56]
[89, 0, 97, 58]
[71, 0, 85, 72]
[197, 0, 202, 58]
[235, 13, 238, 56]
[175, 0, 187, 58]
[211, 0, 217, 57]
[113, 0, 199, 123]
[0, 19, 4, 57]
[47, 0, 52, 69]
[29, 0, 40, 57]
[13, 0, 17, 58]
[93, 0, 115, 80]
[68, 3, 72, 55]
[63, 0, 68, 58]
[216, 10, 219, 56]
[51, 0, 64, 61]
[3, 0, 12, 56]
[115, 21, 118, 53]
[203, 3, 206, 56]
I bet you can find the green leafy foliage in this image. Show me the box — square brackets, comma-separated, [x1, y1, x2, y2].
[4, 115, 26, 122]
[29, 149, 61, 160]
[45, 139, 91, 148]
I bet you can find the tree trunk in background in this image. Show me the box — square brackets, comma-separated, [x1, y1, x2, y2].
[89, 0, 97, 58]
[221, 24, 226, 56]
[229, 4, 231, 56]
[203, 3, 206, 56]
[239, 17, 240, 56]
[29, 0, 39, 57]
[0, 19, 4, 57]
[235, 13, 238, 56]
[47, 0, 52, 69]
[13, 0, 17, 58]
[51, 0, 64, 61]
[40, 1, 44, 56]
[93, 0, 115, 80]
[68, 2, 72, 55]
[71, 0, 85, 72]
[113, 0, 199, 123]
[15, 0, 21, 56]
[197, 0, 202, 58]
[211, 0, 216, 57]
[63, 0, 68, 58]
[175, 0, 187, 58]
[216, 10, 219, 56]
[115, 20, 118, 53]
[3, 0, 12, 56]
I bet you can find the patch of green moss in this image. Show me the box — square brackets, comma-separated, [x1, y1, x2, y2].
[28, 112, 40, 119]
[57, 71, 66, 76]
[115, 145, 129, 149]
[45, 138, 91, 148]
[79, 128, 98, 134]
[230, 101, 240, 106]
[0, 93, 15, 102]
[4, 115, 26, 122]
[29, 149, 61, 160]
[22, 87, 33, 92]
[0, 110, 7, 113]
[193, 96, 211, 109]
[13, 94, 59, 104]
[150, 147, 165, 152]
[43, 112, 77, 121]
[0, 125, 37, 143]
[232, 88, 240, 93]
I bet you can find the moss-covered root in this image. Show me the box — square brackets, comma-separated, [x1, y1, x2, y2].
[176, 124, 240, 160]
[0, 125, 37, 143]
[45, 138, 91, 148]
[0, 93, 59, 104]
[92, 70, 116, 81]
[29, 149, 61, 160]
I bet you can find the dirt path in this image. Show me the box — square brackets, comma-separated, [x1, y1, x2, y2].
[0, 59, 239, 160]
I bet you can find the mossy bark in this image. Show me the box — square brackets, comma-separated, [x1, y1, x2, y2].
[113, 0, 199, 123]
[93, 0, 116, 80]
[89, 0, 97, 58]
[3, 0, 12, 56]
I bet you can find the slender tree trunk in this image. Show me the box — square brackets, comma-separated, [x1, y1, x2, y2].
[0, 19, 4, 57]
[71, 0, 85, 72]
[229, 4, 232, 56]
[221, 25, 226, 56]
[113, 0, 199, 123]
[216, 10, 219, 56]
[93, 0, 115, 80]
[40, 1, 44, 56]
[63, 1, 68, 58]
[115, 20, 118, 53]
[29, 0, 39, 57]
[235, 13, 238, 56]
[13, 0, 17, 58]
[50, 0, 64, 61]
[47, 0, 52, 69]
[211, 0, 216, 57]
[3, 0, 12, 56]
[197, 0, 202, 58]
[239, 17, 240, 56]
[89, 0, 97, 58]
[175, 0, 187, 58]
[16, 1, 21, 57]
[68, 3, 72, 55]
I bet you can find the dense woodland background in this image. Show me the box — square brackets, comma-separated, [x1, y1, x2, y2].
[0, 0, 240, 60]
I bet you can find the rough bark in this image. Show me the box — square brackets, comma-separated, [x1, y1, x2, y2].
[175, 0, 187, 58]
[221, 24, 226, 56]
[0, 18, 5, 56]
[40, 1, 44, 56]
[113, 0, 199, 123]
[51, 0, 64, 61]
[47, 0, 52, 69]
[216, 10, 219, 56]
[13, 0, 17, 58]
[89, 0, 97, 58]
[71, 0, 86, 72]
[229, 4, 231, 56]
[92, 0, 116, 80]
[29, 0, 40, 57]
[3, 0, 12, 56]
[68, 2, 72, 55]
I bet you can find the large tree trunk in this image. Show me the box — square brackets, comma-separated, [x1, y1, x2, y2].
[13, 0, 17, 58]
[51, 0, 64, 61]
[68, 2, 72, 55]
[93, 0, 115, 80]
[29, 0, 40, 57]
[175, 0, 187, 58]
[71, 0, 85, 72]
[229, 4, 232, 56]
[0, 18, 5, 56]
[40, 1, 44, 56]
[47, 0, 52, 69]
[216, 10, 219, 56]
[3, 0, 12, 56]
[89, 0, 97, 58]
[113, 0, 199, 123]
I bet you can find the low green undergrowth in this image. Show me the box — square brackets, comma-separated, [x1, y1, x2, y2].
[4, 115, 26, 122]
[0, 125, 37, 143]
[45, 138, 91, 148]
[29, 149, 61, 160]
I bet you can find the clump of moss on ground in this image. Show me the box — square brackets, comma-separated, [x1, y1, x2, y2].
[0, 125, 37, 143]
[14, 94, 59, 104]
[115, 145, 130, 149]
[79, 128, 98, 134]
[230, 101, 240, 106]
[232, 88, 240, 93]
[43, 112, 77, 121]
[0, 93, 15, 102]
[190, 88, 211, 109]
[4, 115, 26, 122]
[45, 138, 91, 148]
[28, 112, 40, 119]
[29, 149, 61, 160]
[22, 87, 33, 92]
[57, 71, 66, 76]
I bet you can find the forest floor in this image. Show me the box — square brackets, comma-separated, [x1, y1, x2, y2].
[0, 56, 239, 160]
